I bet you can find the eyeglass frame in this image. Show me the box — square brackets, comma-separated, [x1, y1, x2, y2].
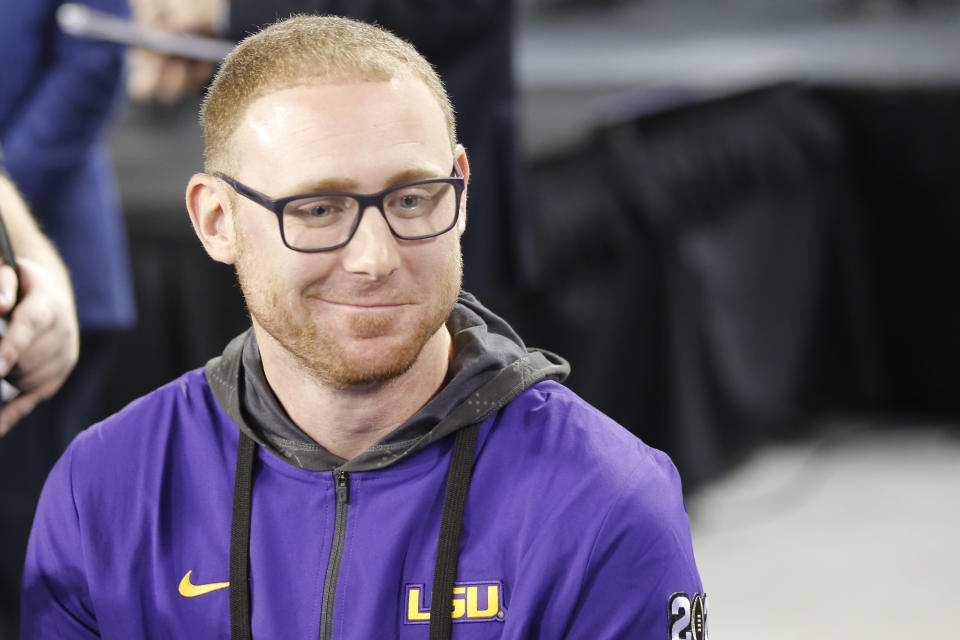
[214, 162, 465, 253]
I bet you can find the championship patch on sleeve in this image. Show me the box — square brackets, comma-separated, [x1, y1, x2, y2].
[668, 592, 708, 640]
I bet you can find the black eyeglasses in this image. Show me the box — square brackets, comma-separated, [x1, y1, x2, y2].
[215, 163, 465, 252]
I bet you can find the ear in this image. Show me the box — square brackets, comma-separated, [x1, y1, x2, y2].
[454, 144, 470, 236]
[186, 173, 237, 265]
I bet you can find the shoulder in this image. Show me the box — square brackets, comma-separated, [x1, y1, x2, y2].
[64, 368, 235, 490]
[77, 368, 215, 439]
[478, 380, 703, 605]
[37, 368, 239, 551]
[488, 378, 695, 552]
[24, 367, 238, 634]
[496, 379, 683, 491]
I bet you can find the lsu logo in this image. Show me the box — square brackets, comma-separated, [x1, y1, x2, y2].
[668, 592, 708, 640]
[404, 581, 506, 624]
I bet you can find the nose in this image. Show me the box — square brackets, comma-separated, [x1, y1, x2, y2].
[339, 205, 400, 279]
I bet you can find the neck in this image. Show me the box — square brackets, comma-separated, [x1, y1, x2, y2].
[254, 324, 452, 460]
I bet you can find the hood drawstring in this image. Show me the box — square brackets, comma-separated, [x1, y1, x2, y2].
[229, 432, 256, 640]
[228, 424, 479, 640]
[428, 424, 479, 639]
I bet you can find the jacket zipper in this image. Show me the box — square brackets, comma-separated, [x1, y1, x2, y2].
[319, 470, 350, 640]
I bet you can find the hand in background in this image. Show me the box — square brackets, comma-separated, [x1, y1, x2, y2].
[0, 258, 79, 434]
[127, 0, 224, 103]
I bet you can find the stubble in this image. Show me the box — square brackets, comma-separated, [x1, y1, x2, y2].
[234, 223, 462, 389]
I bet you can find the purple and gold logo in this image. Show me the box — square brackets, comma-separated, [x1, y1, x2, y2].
[404, 581, 506, 625]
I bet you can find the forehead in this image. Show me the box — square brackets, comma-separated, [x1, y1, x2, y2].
[229, 78, 452, 191]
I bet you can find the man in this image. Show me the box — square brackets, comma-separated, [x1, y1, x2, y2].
[23, 16, 705, 639]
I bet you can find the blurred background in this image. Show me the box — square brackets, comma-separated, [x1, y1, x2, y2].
[27, 0, 960, 637]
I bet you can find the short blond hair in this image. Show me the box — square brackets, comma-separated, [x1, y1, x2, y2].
[201, 15, 456, 173]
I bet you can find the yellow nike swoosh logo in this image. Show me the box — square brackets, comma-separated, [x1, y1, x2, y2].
[178, 570, 230, 598]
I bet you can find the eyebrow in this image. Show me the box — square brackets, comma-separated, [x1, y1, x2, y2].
[286, 165, 448, 196]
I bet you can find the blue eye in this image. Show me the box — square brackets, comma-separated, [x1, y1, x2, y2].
[397, 195, 422, 209]
[307, 204, 336, 218]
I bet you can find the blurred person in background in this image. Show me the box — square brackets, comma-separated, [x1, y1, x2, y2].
[128, 0, 526, 296]
[0, 0, 135, 636]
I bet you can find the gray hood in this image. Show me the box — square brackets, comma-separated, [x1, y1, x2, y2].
[205, 292, 569, 472]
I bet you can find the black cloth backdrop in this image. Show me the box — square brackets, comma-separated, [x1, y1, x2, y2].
[507, 84, 883, 486]
[814, 87, 960, 418]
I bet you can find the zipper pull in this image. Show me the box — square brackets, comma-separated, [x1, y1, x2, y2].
[336, 470, 350, 504]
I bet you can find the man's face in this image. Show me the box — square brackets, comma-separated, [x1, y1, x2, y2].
[225, 78, 465, 388]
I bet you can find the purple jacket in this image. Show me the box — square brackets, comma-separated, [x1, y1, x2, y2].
[23, 306, 704, 638]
